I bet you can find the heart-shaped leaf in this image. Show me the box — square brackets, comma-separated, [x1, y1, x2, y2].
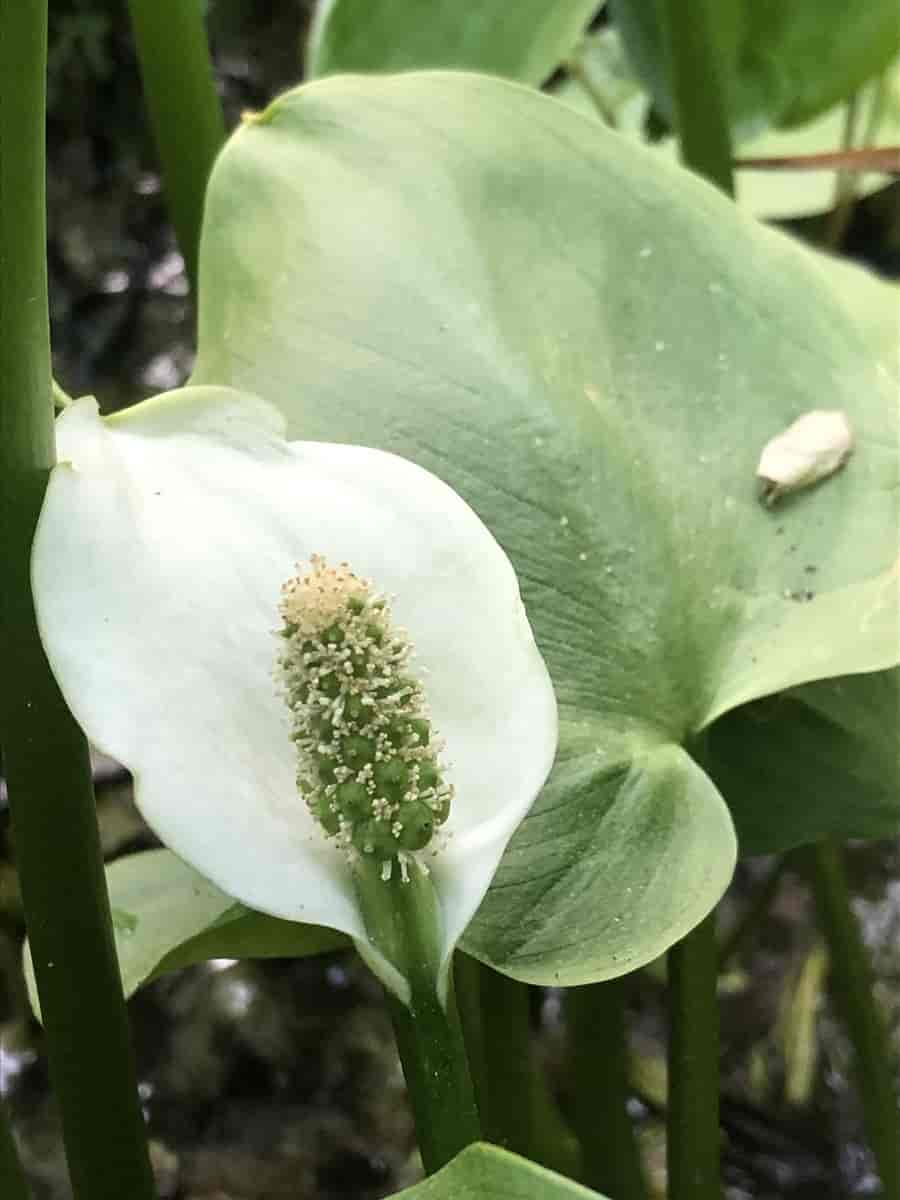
[306, 0, 601, 86]
[24, 850, 347, 1017]
[194, 73, 898, 982]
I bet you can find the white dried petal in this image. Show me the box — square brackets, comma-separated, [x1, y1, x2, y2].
[756, 409, 854, 505]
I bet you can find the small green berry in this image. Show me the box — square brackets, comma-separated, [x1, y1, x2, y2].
[316, 754, 338, 783]
[352, 817, 395, 856]
[416, 761, 440, 791]
[311, 797, 341, 835]
[336, 780, 370, 818]
[318, 672, 341, 698]
[395, 802, 435, 851]
[374, 759, 409, 794]
[408, 718, 430, 746]
[342, 735, 376, 769]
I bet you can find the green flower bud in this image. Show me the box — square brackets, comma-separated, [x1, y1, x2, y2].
[394, 802, 435, 851]
[408, 718, 430, 746]
[336, 780, 370, 819]
[416, 761, 440, 791]
[374, 759, 409, 794]
[341, 734, 376, 769]
[352, 817, 396, 856]
[311, 796, 341, 836]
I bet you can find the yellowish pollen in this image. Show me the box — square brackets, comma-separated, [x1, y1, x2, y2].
[280, 555, 370, 638]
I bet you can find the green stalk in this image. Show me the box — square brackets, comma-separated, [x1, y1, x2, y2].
[801, 840, 900, 1195]
[354, 863, 480, 1173]
[567, 979, 648, 1199]
[0, 5, 156, 1197]
[0, 1101, 30, 1200]
[824, 93, 861, 249]
[565, 45, 618, 126]
[478, 965, 537, 1155]
[667, 912, 721, 1200]
[457, 957, 580, 1176]
[655, 0, 736, 195]
[127, 0, 226, 289]
[453, 951, 489, 1117]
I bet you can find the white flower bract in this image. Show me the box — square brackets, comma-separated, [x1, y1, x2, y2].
[31, 386, 558, 994]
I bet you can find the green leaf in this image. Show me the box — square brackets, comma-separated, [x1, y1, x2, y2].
[807, 249, 900, 369]
[194, 73, 898, 980]
[464, 738, 735, 983]
[733, 62, 900, 218]
[612, 0, 900, 132]
[24, 850, 347, 1017]
[306, 0, 602, 85]
[559, 32, 900, 218]
[393, 1142, 609, 1199]
[707, 669, 900, 855]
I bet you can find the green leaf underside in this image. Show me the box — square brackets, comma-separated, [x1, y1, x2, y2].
[194, 73, 899, 981]
[394, 1143, 609, 1199]
[708, 669, 900, 856]
[464, 738, 734, 983]
[307, 0, 601, 86]
[612, 0, 900, 132]
[24, 850, 347, 1015]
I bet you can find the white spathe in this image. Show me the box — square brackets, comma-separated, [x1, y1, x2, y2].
[32, 386, 557, 997]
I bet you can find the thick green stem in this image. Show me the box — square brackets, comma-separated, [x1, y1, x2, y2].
[456, 956, 579, 1176]
[667, 912, 721, 1200]
[454, 951, 489, 1116]
[477, 965, 537, 1155]
[567, 979, 648, 1199]
[0, 1101, 30, 1200]
[801, 840, 900, 1196]
[354, 862, 480, 1173]
[0, 5, 156, 1197]
[127, 0, 226, 289]
[655, 0, 736, 196]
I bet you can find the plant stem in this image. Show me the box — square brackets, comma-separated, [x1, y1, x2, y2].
[355, 862, 480, 1173]
[667, 912, 721, 1200]
[567, 979, 648, 1199]
[453, 950, 488, 1116]
[801, 840, 900, 1196]
[0, 1100, 30, 1200]
[655, 0, 735, 196]
[477, 964, 537, 1155]
[457, 957, 580, 1176]
[0, 5, 156, 1197]
[127, 0, 226, 289]
[565, 47, 617, 126]
[824, 93, 862, 250]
